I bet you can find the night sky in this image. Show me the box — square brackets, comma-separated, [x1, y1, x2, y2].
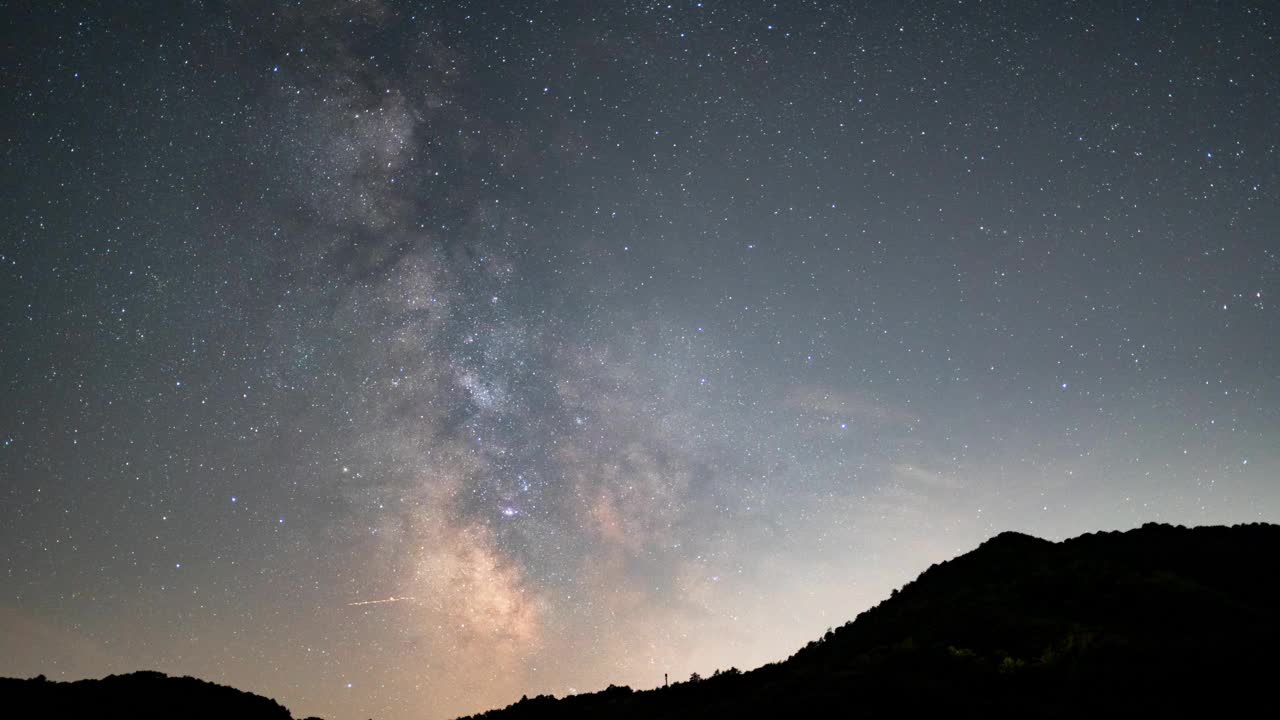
[2, 1, 1277, 718]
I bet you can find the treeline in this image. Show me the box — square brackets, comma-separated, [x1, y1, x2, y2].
[458, 522, 1280, 720]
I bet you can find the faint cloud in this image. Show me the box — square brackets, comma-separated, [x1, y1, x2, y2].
[891, 463, 963, 490]
[784, 386, 917, 430]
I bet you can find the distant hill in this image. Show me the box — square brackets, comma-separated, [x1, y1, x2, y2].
[458, 522, 1280, 719]
[5, 524, 1276, 719]
[0, 670, 309, 720]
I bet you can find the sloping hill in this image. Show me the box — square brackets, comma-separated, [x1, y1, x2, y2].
[3, 524, 1275, 719]
[459, 522, 1280, 719]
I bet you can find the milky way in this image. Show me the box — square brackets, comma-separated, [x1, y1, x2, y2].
[2, 2, 1278, 719]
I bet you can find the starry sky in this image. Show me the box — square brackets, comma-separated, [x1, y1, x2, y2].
[2, 1, 1277, 718]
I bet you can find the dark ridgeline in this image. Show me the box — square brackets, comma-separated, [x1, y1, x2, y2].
[3, 523, 1276, 719]
[458, 523, 1280, 719]
[0, 671, 300, 720]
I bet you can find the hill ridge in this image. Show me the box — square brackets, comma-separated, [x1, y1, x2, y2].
[459, 522, 1280, 719]
[0, 670, 305, 719]
[3, 523, 1276, 720]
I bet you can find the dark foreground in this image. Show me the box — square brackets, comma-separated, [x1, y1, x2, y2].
[0, 671, 306, 720]
[461, 522, 1279, 719]
[3, 523, 1276, 719]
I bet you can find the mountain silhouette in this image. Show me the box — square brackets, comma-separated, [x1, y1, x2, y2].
[0, 670, 310, 720]
[458, 522, 1280, 719]
[4, 523, 1276, 719]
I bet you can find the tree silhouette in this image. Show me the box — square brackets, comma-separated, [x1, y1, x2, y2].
[454, 523, 1280, 720]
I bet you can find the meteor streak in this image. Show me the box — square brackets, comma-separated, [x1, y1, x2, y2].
[347, 596, 416, 607]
